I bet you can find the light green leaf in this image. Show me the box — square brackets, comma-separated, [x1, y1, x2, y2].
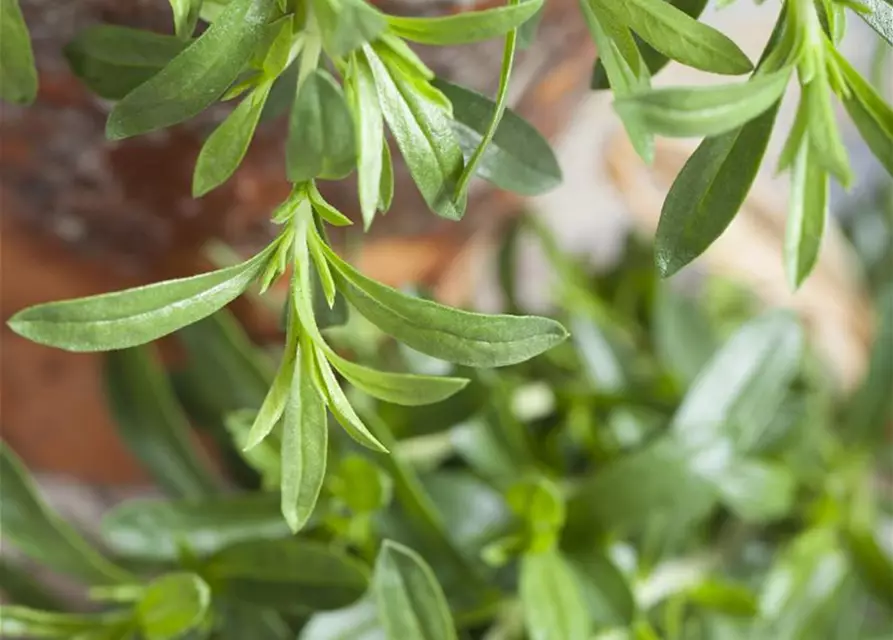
[7, 244, 273, 352]
[243, 333, 298, 449]
[324, 346, 468, 407]
[193, 80, 272, 196]
[655, 104, 779, 277]
[379, 139, 394, 212]
[169, 0, 203, 39]
[64, 26, 187, 101]
[207, 539, 369, 614]
[615, 69, 790, 138]
[331, 455, 393, 514]
[309, 182, 355, 226]
[104, 346, 219, 498]
[433, 78, 562, 196]
[0, 0, 37, 104]
[784, 142, 828, 288]
[311, 0, 386, 58]
[802, 72, 853, 186]
[836, 50, 893, 177]
[858, 0, 893, 46]
[101, 493, 288, 562]
[300, 597, 385, 640]
[591, 0, 752, 75]
[280, 344, 328, 533]
[520, 549, 592, 640]
[373, 540, 457, 640]
[0, 443, 132, 585]
[687, 579, 758, 617]
[843, 526, 893, 609]
[106, 0, 279, 139]
[387, 0, 543, 45]
[347, 52, 385, 228]
[0, 606, 125, 639]
[363, 45, 465, 220]
[137, 573, 211, 640]
[507, 477, 565, 552]
[287, 69, 356, 182]
[320, 240, 568, 367]
[712, 459, 796, 522]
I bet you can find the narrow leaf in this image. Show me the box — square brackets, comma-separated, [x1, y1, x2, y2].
[243, 336, 297, 449]
[373, 540, 457, 640]
[311, 0, 386, 58]
[0, 607, 123, 639]
[106, 0, 279, 139]
[7, 244, 273, 352]
[0, 0, 38, 104]
[137, 573, 211, 640]
[520, 549, 592, 640]
[104, 346, 220, 498]
[168, 0, 203, 39]
[348, 52, 384, 228]
[320, 240, 569, 367]
[388, 0, 543, 45]
[836, 51, 893, 176]
[784, 143, 828, 288]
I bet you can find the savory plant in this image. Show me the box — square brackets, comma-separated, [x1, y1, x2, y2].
[1, 216, 891, 639]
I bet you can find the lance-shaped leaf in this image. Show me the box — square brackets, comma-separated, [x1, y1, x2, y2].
[207, 539, 369, 614]
[520, 549, 592, 640]
[0, 0, 37, 104]
[784, 142, 828, 288]
[102, 493, 289, 561]
[7, 244, 273, 352]
[106, 0, 279, 139]
[137, 573, 211, 640]
[320, 240, 568, 367]
[347, 52, 385, 228]
[373, 540, 457, 640]
[104, 345, 220, 498]
[64, 26, 188, 101]
[0, 443, 132, 585]
[0, 607, 128, 639]
[433, 79, 562, 196]
[388, 0, 543, 45]
[836, 50, 893, 177]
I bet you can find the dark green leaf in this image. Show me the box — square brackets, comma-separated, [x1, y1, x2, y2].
[590, 0, 753, 75]
[843, 526, 893, 609]
[106, 0, 279, 139]
[101, 493, 288, 561]
[215, 602, 292, 640]
[520, 549, 592, 640]
[847, 285, 893, 442]
[64, 26, 187, 101]
[137, 573, 211, 640]
[387, 0, 543, 45]
[784, 143, 828, 288]
[0, 606, 125, 639]
[858, 0, 893, 46]
[373, 540, 457, 640]
[104, 346, 220, 498]
[0, 443, 132, 585]
[7, 244, 273, 352]
[208, 539, 369, 614]
[0, 559, 63, 610]
[0, 0, 37, 104]
[615, 69, 790, 138]
[655, 104, 779, 277]
[280, 345, 328, 533]
[168, 0, 203, 39]
[311, 0, 386, 58]
[321, 240, 568, 367]
[433, 79, 562, 196]
[287, 69, 356, 182]
[364, 45, 465, 220]
[194, 81, 272, 196]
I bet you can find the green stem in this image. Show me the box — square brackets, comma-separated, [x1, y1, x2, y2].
[453, 0, 519, 198]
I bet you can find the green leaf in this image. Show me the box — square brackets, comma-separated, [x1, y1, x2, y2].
[169, 0, 203, 39]
[311, 0, 386, 58]
[567, 548, 636, 630]
[331, 455, 393, 513]
[784, 142, 828, 288]
[847, 285, 893, 442]
[652, 284, 715, 386]
[836, 51, 893, 177]
[712, 459, 796, 522]
[300, 597, 384, 640]
[64, 26, 187, 101]
[193, 80, 272, 196]
[309, 182, 355, 226]
[320, 240, 568, 367]
[363, 45, 465, 220]
[655, 104, 779, 277]
[347, 52, 385, 228]
[7, 244, 272, 352]
[387, 0, 543, 45]
[802, 71, 853, 186]
[373, 540, 457, 640]
[280, 344, 328, 533]
[324, 346, 468, 406]
[104, 346, 220, 498]
[0, 443, 132, 585]
[687, 579, 758, 617]
[0, 606, 125, 639]
[507, 477, 566, 552]
[858, 0, 893, 46]
[433, 79, 562, 196]
[0, 559, 63, 611]
[517, 3, 544, 49]
[615, 69, 790, 138]
[106, 0, 279, 139]
[843, 526, 893, 609]
[287, 69, 356, 182]
[207, 539, 369, 614]
[520, 549, 592, 640]
[591, 0, 752, 75]
[243, 331, 298, 450]
[0, 0, 37, 104]
[101, 492, 288, 561]
[379, 139, 394, 212]
[137, 573, 211, 640]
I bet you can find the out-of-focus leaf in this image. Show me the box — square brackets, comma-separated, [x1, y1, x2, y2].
[0, 0, 38, 104]
[300, 596, 385, 640]
[843, 526, 893, 609]
[215, 601, 292, 640]
[520, 549, 592, 640]
[330, 454, 393, 514]
[687, 579, 759, 617]
[712, 459, 796, 523]
[422, 471, 511, 553]
[568, 548, 636, 630]
[0, 559, 63, 610]
[0, 606, 127, 638]
[652, 284, 716, 386]
[136, 573, 211, 640]
[101, 493, 288, 561]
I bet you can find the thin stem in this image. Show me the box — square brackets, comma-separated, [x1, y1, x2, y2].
[453, 0, 520, 199]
